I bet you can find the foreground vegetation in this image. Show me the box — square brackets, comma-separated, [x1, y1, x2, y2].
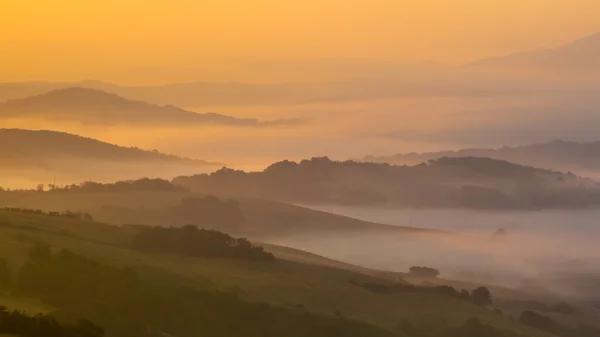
[0, 306, 103, 337]
[0, 208, 581, 337]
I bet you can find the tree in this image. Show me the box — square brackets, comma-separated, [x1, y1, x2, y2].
[471, 286, 492, 306]
[408, 266, 440, 278]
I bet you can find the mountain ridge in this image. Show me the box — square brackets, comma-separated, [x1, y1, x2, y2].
[0, 87, 298, 126]
[173, 156, 598, 209]
[0, 128, 221, 188]
[363, 140, 600, 174]
[467, 30, 600, 77]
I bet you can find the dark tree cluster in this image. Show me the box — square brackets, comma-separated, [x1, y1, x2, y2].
[52, 178, 186, 192]
[1, 207, 93, 221]
[132, 225, 275, 261]
[352, 281, 491, 307]
[0, 306, 103, 337]
[409, 266, 440, 278]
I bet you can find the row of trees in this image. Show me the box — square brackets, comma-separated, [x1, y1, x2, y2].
[132, 225, 275, 261]
[409, 266, 440, 278]
[1, 207, 93, 221]
[353, 281, 492, 307]
[0, 178, 186, 193]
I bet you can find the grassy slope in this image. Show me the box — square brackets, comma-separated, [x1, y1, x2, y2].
[0, 210, 551, 337]
[0, 191, 436, 237]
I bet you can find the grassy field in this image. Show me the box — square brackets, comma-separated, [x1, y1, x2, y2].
[0, 209, 554, 337]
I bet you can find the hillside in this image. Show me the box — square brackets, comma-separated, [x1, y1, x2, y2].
[468, 31, 600, 79]
[0, 87, 294, 126]
[364, 140, 600, 177]
[0, 129, 219, 188]
[0, 209, 556, 337]
[173, 156, 599, 209]
[0, 179, 432, 237]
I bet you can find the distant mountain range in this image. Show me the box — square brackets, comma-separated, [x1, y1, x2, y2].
[0, 129, 220, 187]
[0, 77, 533, 108]
[173, 156, 599, 209]
[2, 31, 600, 110]
[0, 87, 297, 126]
[468, 31, 600, 79]
[364, 140, 600, 176]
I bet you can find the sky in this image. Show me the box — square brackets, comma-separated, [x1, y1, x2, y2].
[2, 0, 600, 83]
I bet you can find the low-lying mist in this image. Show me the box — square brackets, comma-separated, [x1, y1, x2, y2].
[268, 206, 600, 300]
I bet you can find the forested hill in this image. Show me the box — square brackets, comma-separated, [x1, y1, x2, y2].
[174, 156, 600, 209]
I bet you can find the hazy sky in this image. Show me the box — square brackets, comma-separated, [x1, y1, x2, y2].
[2, 0, 600, 83]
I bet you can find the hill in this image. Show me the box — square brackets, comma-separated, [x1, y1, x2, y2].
[0, 87, 295, 126]
[0, 129, 219, 188]
[364, 140, 600, 177]
[173, 156, 599, 209]
[0, 77, 528, 108]
[0, 208, 555, 337]
[468, 31, 600, 79]
[0, 179, 431, 238]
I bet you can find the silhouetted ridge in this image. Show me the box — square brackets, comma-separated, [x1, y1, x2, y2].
[468, 30, 600, 76]
[364, 140, 600, 174]
[0, 87, 294, 126]
[174, 156, 598, 209]
[0, 128, 215, 164]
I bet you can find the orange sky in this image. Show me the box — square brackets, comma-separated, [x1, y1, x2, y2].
[2, 0, 600, 83]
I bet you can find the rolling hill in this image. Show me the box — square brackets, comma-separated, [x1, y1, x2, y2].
[364, 140, 600, 177]
[173, 156, 599, 209]
[0, 208, 557, 337]
[0, 129, 219, 187]
[468, 31, 600, 79]
[0, 87, 295, 126]
[0, 178, 433, 238]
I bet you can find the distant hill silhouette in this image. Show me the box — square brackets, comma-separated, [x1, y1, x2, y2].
[468, 31, 600, 78]
[0, 129, 219, 187]
[0, 87, 296, 126]
[173, 156, 599, 209]
[0, 78, 524, 107]
[364, 140, 600, 175]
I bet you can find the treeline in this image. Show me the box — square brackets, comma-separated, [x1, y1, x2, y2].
[13, 245, 398, 337]
[51, 178, 187, 192]
[131, 225, 275, 261]
[351, 281, 492, 307]
[0, 207, 93, 221]
[0, 178, 186, 193]
[0, 307, 103, 337]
